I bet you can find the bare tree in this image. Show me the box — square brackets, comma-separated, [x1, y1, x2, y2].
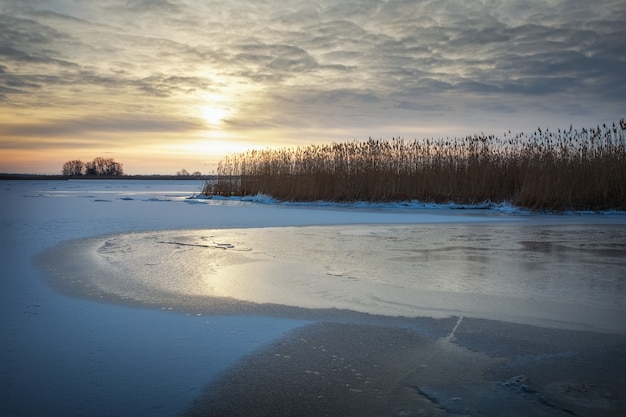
[177, 168, 190, 176]
[62, 160, 85, 176]
[104, 160, 123, 176]
[84, 157, 124, 176]
[85, 161, 97, 175]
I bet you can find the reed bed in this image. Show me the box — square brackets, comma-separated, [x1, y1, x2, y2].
[203, 119, 626, 211]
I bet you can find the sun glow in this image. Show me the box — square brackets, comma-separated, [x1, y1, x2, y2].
[197, 89, 234, 126]
[202, 106, 229, 125]
[175, 139, 253, 156]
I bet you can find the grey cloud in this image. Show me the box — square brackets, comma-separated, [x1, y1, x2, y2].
[236, 43, 317, 67]
[320, 50, 361, 63]
[0, 13, 64, 45]
[474, 100, 519, 114]
[392, 100, 451, 113]
[589, 28, 626, 58]
[123, 0, 184, 13]
[131, 75, 214, 97]
[0, 14, 78, 67]
[306, 88, 381, 106]
[0, 84, 23, 97]
[0, 11, 218, 99]
[230, 43, 320, 82]
[0, 74, 41, 90]
[221, 0, 625, 125]
[0, 45, 77, 67]
[228, 86, 385, 131]
[106, 0, 626, 120]
[370, 6, 625, 100]
[285, 0, 383, 24]
[267, 45, 318, 72]
[1, 0, 625, 136]
[305, 19, 369, 42]
[0, 114, 202, 139]
[0, 137, 95, 151]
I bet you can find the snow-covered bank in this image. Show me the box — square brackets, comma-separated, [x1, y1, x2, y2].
[2, 180, 626, 417]
[190, 191, 626, 215]
[189, 192, 532, 214]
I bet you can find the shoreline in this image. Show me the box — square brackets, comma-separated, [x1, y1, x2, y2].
[3, 175, 626, 213]
[0, 173, 214, 181]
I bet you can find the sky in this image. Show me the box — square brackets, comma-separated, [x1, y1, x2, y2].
[1, 0, 625, 175]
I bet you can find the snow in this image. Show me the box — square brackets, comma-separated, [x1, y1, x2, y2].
[190, 192, 532, 213]
[1, 179, 625, 416]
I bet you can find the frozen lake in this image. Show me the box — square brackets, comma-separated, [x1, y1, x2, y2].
[2, 180, 626, 416]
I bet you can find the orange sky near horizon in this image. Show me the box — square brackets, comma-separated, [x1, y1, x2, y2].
[1, 1, 625, 175]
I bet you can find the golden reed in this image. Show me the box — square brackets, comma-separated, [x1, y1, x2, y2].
[204, 119, 626, 211]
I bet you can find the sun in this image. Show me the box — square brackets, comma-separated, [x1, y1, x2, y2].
[202, 106, 228, 125]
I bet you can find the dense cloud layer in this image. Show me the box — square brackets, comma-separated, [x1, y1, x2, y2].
[1, 0, 625, 172]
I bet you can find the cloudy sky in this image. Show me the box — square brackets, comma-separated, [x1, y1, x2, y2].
[1, 0, 625, 174]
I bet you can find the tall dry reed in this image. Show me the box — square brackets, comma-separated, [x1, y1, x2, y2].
[203, 119, 626, 211]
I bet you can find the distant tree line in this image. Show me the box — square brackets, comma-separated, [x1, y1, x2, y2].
[176, 168, 202, 177]
[62, 157, 124, 176]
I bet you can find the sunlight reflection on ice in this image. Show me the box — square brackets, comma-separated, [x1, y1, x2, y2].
[41, 223, 626, 334]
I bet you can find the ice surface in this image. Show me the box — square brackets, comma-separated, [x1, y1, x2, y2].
[2, 179, 626, 417]
[40, 223, 626, 334]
